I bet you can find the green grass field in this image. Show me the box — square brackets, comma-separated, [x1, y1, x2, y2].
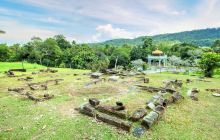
[0, 62, 219, 140]
[0, 62, 45, 72]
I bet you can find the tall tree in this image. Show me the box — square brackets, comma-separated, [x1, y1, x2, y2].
[40, 38, 62, 66]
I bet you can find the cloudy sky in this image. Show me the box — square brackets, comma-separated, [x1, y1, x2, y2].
[0, 0, 220, 44]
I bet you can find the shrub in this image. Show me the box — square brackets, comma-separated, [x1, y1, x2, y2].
[199, 52, 220, 77]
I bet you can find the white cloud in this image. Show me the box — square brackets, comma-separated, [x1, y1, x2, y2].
[90, 24, 143, 42]
[0, 19, 57, 44]
[96, 24, 135, 39]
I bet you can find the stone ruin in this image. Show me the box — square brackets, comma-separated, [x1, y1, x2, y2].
[7, 78, 63, 102]
[18, 76, 34, 81]
[205, 88, 220, 97]
[187, 88, 200, 101]
[28, 79, 64, 90]
[78, 85, 184, 136]
[8, 88, 54, 102]
[39, 68, 58, 73]
[6, 70, 15, 77]
[78, 77, 187, 137]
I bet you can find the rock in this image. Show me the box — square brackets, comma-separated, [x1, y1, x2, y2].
[79, 104, 131, 131]
[29, 84, 47, 90]
[191, 88, 199, 93]
[165, 88, 176, 94]
[206, 89, 220, 93]
[187, 88, 199, 101]
[147, 102, 156, 110]
[129, 108, 147, 122]
[96, 112, 132, 132]
[164, 79, 183, 89]
[136, 85, 162, 93]
[154, 105, 165, 115]
[96, 105, 127, 119]
[43, 94, 54, 100]
[132, 126, 146, 138]
[79, 104, 96, 117]
[7, 71, 15, 76]
[116, 101, 123, 106]
[141, 111, 159, 129]
[32, 71, 39, 75]
[89, 98, 100, 106]
[113, 105, 125, 111]
[108, 75, 120, 82]
[144, 78, 149, 83]
[170, 92, 184, 103]
[39, 68, 58, 73]
[50, 69, 58, 73]
[26, 76, 33, 80]
[8, 88, 25, 93]
[25, 92, 40, 102]
[90, 72, 102, 79]
[186, 79, 192, 83]
[212, 93, 220, 97]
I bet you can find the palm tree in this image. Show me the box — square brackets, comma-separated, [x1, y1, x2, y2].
[0, 30, 5, 34]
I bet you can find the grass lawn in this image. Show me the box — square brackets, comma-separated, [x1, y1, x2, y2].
[0, 62, 45, 72]
[0, 62, 219, 140]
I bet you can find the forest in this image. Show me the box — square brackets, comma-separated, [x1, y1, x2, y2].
[0, 34, 220, 73]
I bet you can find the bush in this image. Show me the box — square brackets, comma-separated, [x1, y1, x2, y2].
[89, 58, 110, 72]
[199, 52, 220, 77]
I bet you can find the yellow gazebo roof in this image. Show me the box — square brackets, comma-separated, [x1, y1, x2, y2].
[152, 49, 163, 55]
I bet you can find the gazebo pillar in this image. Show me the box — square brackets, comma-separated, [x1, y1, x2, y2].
[148, 58, 151, 66]
[159, 60, 161, 67]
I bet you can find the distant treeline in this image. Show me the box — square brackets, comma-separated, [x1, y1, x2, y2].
[0, 34, 219, 71]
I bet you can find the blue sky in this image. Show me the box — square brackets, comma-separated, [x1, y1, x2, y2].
[0, 0, 220, 44]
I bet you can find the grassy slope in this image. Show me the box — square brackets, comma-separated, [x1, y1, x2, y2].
[0, 62, 219, 140]
[0, 62, 45, 72]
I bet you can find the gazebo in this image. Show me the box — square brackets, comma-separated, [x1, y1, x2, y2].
[147, 49, 167, 67]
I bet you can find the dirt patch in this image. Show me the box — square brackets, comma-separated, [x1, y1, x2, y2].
[57, 101, 78, 118]
[69, 83, 128, 96]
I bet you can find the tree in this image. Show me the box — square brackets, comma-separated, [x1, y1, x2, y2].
[211, 40, 220, 53]
[142, 37, 154, 55]
[40, 38, 62, 66]
[71, 44, 98, 69]
[9, 44, 22, 61]
[109, 48, 130, 68]
[199, 52, 220, 77]
[130, 46, 144, 60]
[0, 44, 10, 61]
[142, 37, 153, 49]
[170, 43, 198, 59]
[54, 34, 71, 50]
[131, 59, 148, 71]
[168, 55, 183, 66]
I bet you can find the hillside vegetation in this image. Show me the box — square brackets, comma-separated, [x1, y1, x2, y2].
[90, 28, 220, 47]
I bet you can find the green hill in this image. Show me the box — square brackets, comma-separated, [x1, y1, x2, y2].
[90, 28, 220, 47]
